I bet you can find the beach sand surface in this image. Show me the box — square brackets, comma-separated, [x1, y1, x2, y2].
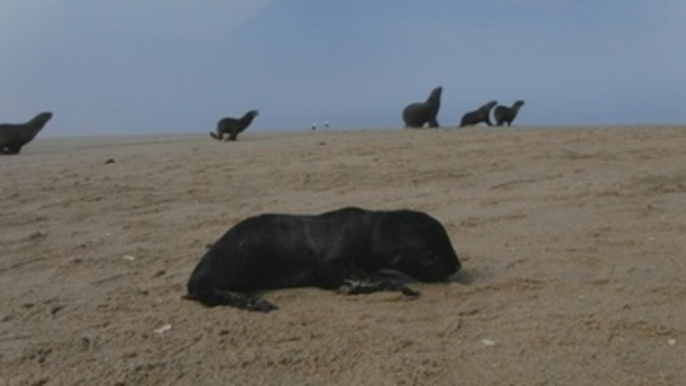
[1, 126, 685, 385]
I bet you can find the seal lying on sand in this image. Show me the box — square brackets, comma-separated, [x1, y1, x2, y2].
[402, 86, 442, 128]
[0, 112, 53, 155]
[185, 207, 461, 312]
[459, 100, 498, 127]
[210, 110, 259, 141]
[494, 100, 525, 126]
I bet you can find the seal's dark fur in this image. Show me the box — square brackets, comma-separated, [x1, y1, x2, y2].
[402, 87, 442, 128]
[210, 110, 259, 141]
[186, 207, 460, 312]
[494, 100, 525, 126]
[459, 101, 498, 127]
[0, 112, 52, 155]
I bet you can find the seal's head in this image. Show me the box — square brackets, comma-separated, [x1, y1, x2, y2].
[381, 211, 460, 282]
[427, 87, 443, 104]
[35, 112, 53, 124]
[484, 100, 498, 110]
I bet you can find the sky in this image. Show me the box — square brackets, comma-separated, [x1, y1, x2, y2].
[0, 0, 685, 136]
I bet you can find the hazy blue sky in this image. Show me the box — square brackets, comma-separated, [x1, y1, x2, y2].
[1, 1, 684, 136]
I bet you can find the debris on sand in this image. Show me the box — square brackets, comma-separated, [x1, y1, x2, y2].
[154, 324, 172, 334]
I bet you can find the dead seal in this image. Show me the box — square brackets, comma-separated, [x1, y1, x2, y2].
[494, 100, 525, 126]
[185, 207, 461, 312]
[210, 110, 259, 141]
[402, 86, 442, 128]
[0, 112, 53, 155]
[459, 100, 498, 127]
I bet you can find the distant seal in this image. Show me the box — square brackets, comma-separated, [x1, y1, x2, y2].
[185, 207, 461, 312]
[459, 100, 498, 127]
[210, 110, 259, 141]
[0, 112, 52, 155]
[402, 86, 442, 128]
[494, 100, 525, 126]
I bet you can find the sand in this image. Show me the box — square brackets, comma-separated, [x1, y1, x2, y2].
[1, 126, 685, 385]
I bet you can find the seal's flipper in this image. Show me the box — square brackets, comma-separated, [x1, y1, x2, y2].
[185, 288, 277, 312]
[338, 278, 419, 297]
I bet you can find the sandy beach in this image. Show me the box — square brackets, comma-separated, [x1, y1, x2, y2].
[1, 126, 685, 385]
